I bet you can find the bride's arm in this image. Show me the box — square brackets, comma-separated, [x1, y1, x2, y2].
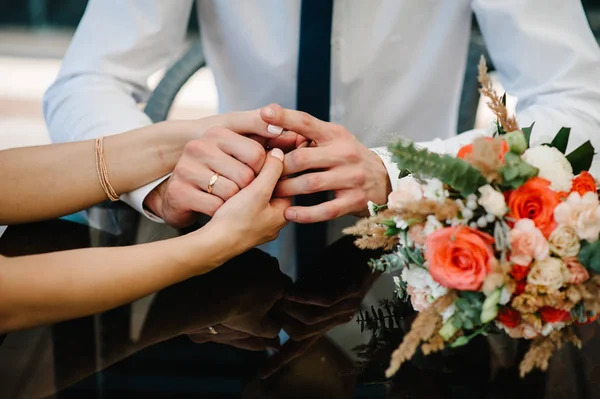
[0, 150, 289, 333]
[0, 121, 192, 225]
[0, 225, 227, 332]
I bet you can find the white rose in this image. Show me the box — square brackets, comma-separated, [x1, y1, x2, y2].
[478, 185, 507, 217]
[388, 176, 423, 211]
[554, 192, 600, 242]
[522, 146, 574, 192]
[527, 257, 571, 292]
[548, 225, 581, 257]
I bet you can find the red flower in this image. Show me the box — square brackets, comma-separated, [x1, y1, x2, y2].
[575, 314, 598, 326]
[510, 264, 530, 281]
[457, 137, 509, 162]
[514, 280, 527, 297]
[507, 177, 560, 237]
[497, 307, 521, 328]
[572, 171, 596, 196]
[539, 307, 571, 323]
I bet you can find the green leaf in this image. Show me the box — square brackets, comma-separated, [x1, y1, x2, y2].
[452, 317, 463, 329]
[371, 203, 388, 214]
[578, 240, 600, 273]
[449, 336, 470, 348]
[439, 318, 459, 341]
[501, 92, 507, 107]
[480, 288, 502, 323]
[380, 219, 397, 228]
[449, 325, 490, 348]
[566, 140, 595, 175]
[550, 127, 571, 154]
[388, 141, 488, 197]
[500, 152, 539, 189]
[521, 122, 535, 147]
[398, 169, 411, 179]
[385, 226, 401, 236]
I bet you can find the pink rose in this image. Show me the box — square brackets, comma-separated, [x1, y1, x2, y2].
[406, 285, 431, 312]
[408, 224, 427, 246]
[564, 257, 590, 284]
[509, 219, 549, 266]
[388, 177, 423, 211]
[504, 323, 540, 339]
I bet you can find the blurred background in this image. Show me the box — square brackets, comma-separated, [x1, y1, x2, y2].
[0, 0, 599, 151]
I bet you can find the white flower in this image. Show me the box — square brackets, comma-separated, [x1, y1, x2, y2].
[441, 303, 456, 323]
[423, 179, 447, 203]
[367, 201, 377, 217]
[554, 192, 600, 242]
[527, 257, 571, 292]
[387, 176, 423, 211]
[522, 146, 574, 192]
[499, 286, 512, 306]
[541, 322, 565, 337]
[394, 217, 408, 230]
[401, 264, 447, 300]
[478, 185, 507, 217]
[423, 215, 443, 236]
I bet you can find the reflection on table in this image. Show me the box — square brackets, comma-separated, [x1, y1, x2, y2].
[0, 206, 599, 398]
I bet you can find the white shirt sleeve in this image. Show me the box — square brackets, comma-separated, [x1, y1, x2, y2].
[375, 0, 600, 189]
[473, 0, 600, 172]
[43, 0, 194, 220]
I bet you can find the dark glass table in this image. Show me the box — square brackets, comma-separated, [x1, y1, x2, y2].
[0, 206, 598, 399]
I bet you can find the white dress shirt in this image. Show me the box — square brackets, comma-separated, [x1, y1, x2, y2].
[44, 0, 600, 222]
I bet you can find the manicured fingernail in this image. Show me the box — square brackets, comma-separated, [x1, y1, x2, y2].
[271, 148, 284, 161]
[286, 209, 297, 221]
[267, 124, 283, 135]
[262, 107, 275, 119]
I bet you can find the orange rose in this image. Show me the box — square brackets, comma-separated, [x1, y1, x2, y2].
[508, 177, 560, 237]
[571, 171, 597, 196]
[426, 227, 495, 291]
[457, 137, 509, 161]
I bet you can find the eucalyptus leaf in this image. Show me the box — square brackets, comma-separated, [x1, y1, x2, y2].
[389, 141, 487, 197]
[578, 240, 600, 273]
[449, 336, 470, 348]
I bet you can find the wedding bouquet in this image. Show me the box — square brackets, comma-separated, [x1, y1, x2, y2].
[345, 57, 600, 378]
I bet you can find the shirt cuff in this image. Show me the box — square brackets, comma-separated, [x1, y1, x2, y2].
[120, 174, 172, 223]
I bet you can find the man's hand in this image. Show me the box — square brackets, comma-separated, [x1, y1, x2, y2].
[259, 104, 392, 223]
[144, 110, 284, 228]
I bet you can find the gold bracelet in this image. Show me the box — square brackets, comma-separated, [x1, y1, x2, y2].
[95, 137, 120, 202]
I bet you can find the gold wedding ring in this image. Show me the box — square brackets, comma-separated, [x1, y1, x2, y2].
[207, 173, 220, 194]
[207, 326, 218, 335]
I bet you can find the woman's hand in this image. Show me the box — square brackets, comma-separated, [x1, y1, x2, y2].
[205, 148, 291, 254]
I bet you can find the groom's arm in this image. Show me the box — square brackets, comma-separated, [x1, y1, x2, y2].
[43, 0, 194, 221]
[376, 0, 600, 189]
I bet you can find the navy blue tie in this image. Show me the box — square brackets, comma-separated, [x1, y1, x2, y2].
[295, 0, 333, 273]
